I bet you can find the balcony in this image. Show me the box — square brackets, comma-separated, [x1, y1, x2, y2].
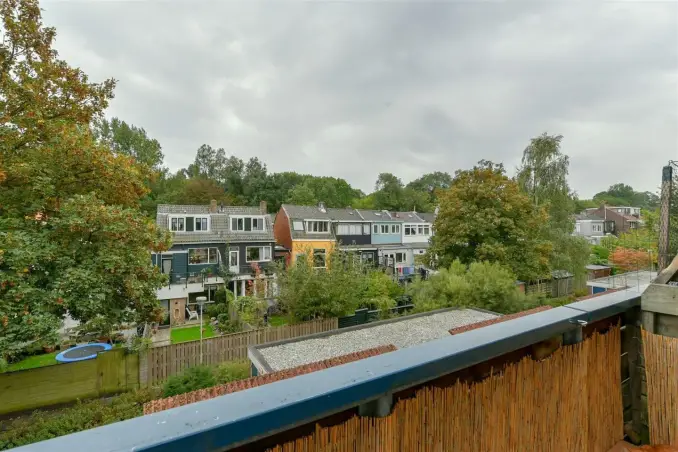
[156, 272, 226, 301]
[25, 285, 653, 452]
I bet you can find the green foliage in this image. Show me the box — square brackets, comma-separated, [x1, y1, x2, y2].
[92, 117, 164, 170]
[233, 296, 267, 327]
[162, 365, 216, 397]
[592, 183, 659, 210]
[408, 260, 530, 314]
[0, 389, 160, 450]
[276, 250, 401, 321]
[162, 362, 250, 397]
[431, 160, 552, 282]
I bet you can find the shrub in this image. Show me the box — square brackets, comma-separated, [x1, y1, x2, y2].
[162, 365, 217, 397]
[214, 361, 250, 384]
[0, 389, 159, 450]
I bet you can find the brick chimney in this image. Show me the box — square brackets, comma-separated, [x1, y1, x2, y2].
[209, 199, 217, 213]
[260, 200, 267, 214]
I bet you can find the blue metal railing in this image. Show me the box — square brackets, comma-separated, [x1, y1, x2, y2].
[18, 287, 643, 452]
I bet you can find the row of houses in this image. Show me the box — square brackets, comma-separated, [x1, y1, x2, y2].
[151, 200, 436, 325]
[574, 205, 641, 245]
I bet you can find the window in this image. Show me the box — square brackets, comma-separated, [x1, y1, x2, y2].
[231, 216, 266, 232]
[423, 226, 430, 235]
[337, 224, 361, 235]
[592, 224, 602, 233]
[373, 224, 379, 234]
[293, 220, 304, 231]
[384, 252, 406, 264]
[576, 223, 581, 233]
[390, 224, 400, 234]
[306, 221, 329, 233]
[396, 252, 406, 263]
[170, 217, 185, 232]
[246, 246, 272, 262]
[363, 224, 370, 235]
[229, 250, 239, 268]
[188, 248, 218, 264]
[313, 249, 327, 268]
[195, 217, 208, 231]
[380, 224, 389, 234]
[404, 225, 415, 236]
[418, 225, 424, 234]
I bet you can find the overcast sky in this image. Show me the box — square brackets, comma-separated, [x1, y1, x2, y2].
[42, 1, 677, 198]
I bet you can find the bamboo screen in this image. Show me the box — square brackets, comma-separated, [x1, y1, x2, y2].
[267, 327, 623, 452]
[643, 329, 678, 445]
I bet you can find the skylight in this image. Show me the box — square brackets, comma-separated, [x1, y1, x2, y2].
[293, 221, 304, 231]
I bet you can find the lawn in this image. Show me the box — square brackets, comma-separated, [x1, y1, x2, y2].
[170, 324, 216, 344]
[5, 350, 60, 372]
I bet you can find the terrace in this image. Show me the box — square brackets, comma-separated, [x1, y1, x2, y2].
[19, 265, 678, 452]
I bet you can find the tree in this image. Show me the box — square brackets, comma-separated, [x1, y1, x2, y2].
[609, 248, 652, 272]
[188, 144, 227, 181]
[373, 173, 405, 211]
[431, 161, 552, 281]
[173, 178, 235, 205]
[516, 133, 588, 279]
[408, 260, 530, 314]
[406, 171, 453, 206]
[92, 117, 164, 170]
[286, 183, 317, 206]
[0, 0, 169, 358]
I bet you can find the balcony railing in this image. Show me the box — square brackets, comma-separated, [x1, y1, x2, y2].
[165, 271, 224, 289]
[22, 287, 644, 452]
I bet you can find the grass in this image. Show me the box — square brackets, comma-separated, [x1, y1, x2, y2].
[170, 323, 216, 344]
[5, 350, 60, 372]
[267, 315, 288, 327]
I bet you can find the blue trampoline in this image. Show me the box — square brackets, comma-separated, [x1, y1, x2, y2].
[55, 343, 112, 363]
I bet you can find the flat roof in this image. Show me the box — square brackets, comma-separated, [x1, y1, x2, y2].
[587, 270, 657, 289]
[256, 308, 498, 372]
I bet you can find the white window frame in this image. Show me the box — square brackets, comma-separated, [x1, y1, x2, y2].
[229, 249, 239, 268]
[194, 216, 209, 231]
[576, 223, 582, 233]
[380, 224, 389, 234]
[169, 216, 185, 232]
[188, 247, 219, 265]
[245, 246, 272, 263]
[404, 225, 416, 236]
[230, 215, 267, 232]
[363, 224, 370, 235]
[423, 225, 430, 235]
[373, 224, 379, 234]
[391, 224, 401, 234]
[292, 220, 304, 231]
[313, 248, 327, 268]
[592, 223, 602, 233]
[306, 221, 329, 233]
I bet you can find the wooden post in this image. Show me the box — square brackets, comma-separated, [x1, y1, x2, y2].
[623, 307, 647, 444]
[658, 165, 672, 272]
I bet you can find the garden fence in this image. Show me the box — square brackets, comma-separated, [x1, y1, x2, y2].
[141, 318, 337, 386]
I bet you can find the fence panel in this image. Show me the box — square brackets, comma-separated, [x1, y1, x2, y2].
[145, 318, 337, 386]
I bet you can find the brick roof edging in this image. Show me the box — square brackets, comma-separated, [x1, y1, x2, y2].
[449, 306, 553, 335]
[143, 344, 398, 415]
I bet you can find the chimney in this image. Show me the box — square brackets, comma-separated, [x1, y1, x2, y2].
[209, 199, 217, 213]
[259, 200, 267, 214]
[318, 202, 326, 213]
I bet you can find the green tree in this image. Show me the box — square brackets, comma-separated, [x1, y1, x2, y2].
[286, 182, 317, 206]
[92, 117, 164, 170]
[406, 171, 453, 206]
[373, 173, 405, 211]
[431, 161, 552, 281]
[0, 0, 169, 358]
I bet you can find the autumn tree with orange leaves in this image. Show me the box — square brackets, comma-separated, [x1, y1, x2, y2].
[0, 0, 170, 360]
[609, 248, 651, 273]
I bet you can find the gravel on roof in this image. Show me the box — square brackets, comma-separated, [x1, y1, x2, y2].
[259, 309, 498, 371]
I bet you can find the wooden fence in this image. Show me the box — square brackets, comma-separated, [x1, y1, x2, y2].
[142, 318, 338, 386]
[0, 348, 138, 416]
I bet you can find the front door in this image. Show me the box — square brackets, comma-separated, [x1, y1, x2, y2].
[162, 258, 173, 274]
[229, 250, 239, 274]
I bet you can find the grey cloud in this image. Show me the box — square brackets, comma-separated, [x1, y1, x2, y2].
[42, 0, 678, 197]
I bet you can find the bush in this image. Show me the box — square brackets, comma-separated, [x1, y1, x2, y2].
[214, 361, 250, 384]
[162, 365, 216, 397]
[0, 389, 159, 450]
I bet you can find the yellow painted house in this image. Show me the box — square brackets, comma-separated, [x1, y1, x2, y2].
[273, 203, 336, 268]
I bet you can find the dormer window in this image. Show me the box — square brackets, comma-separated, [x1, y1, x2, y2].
[230, 216, 266, 232]
[306, 221, 329, 233]
[168, 215, 210, 233]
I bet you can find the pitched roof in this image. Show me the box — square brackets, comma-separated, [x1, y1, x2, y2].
[575, 212, 605, 221]
[156, 204, 274, 244]
[281, 204, 335, 240]
[449, 306, 553, 335]
[325, 207, 365, 221]
[416, 212, 436, 223]
[143, 344, 397, 415]
[390, 211, 425, 222]
[356, 209, 400, 223]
